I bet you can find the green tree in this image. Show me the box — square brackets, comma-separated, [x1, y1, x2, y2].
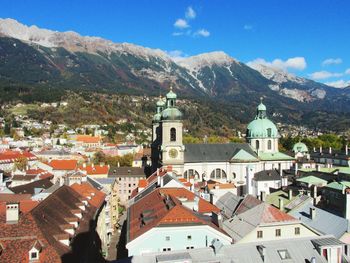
[14, 157, 28, 171]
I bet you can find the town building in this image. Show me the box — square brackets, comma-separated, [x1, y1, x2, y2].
[151, 89, 294, 196]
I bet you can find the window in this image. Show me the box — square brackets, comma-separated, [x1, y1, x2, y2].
[165, 236, 170, 241]
[186, 246, 194, 249]
[30, 251, 38, 260]
[210, 169, 227, 180]
[257, 231, 263, 239]
[256, 140, 260, 150]
[277, 249, 291, 260]
[275, 229, 281, 237]
[128, 190, 131, 193]
[128, 184, 131, 187]
[184, 169, 199, 180]
[163, 248, 171, 251]
[170, 128, 176, 142]
[295, 227, 300, 235]
[268, 140, 272, 150]
[267, 128, 272, 137]
[187, 235, 192, 240]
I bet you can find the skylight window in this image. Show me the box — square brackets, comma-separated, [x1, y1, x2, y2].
[277, 249, 291, 260]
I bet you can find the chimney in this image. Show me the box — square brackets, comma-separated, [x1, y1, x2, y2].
[212, 211, 222, 228]
[279, 165, 283, 177]
[310, 207, 316, 220]
[83, 163, 86, 168]
[279, 198, 284, 211]
[6, 203, 19, 224]
[329, 147, 332, 154]
[316, 165, 321, 172]
[288, 189, 293, 200]
[345, 189, 350, 220]
[346, 145, 349, 156]
[156, 168, 159, 176]
[319, 146, 322, 153]
[313, 185, 318, 199]
[313, 147, 316, 152]
[210, 192, 214, 204]
[295, 163, 298, 176]
[260, 191, 266, 202]
[157, 175, 161, 186]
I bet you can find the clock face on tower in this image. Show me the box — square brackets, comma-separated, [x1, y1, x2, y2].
[169, 148, 178, 159]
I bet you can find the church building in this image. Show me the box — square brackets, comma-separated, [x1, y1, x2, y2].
[151, 88, 294, 195]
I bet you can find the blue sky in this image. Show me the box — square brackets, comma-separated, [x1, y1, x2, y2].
[1, 0, 350, 87]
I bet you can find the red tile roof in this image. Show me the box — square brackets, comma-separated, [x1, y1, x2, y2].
[235, 194, 263, 215]
[78, 164, 109, 175]
[128, 188, 220, 242]
[159, 188, 220, 214]
[0, 193, 32, 202]
[49, 159, 78, 170]
[70, 183, 106, 208]
[76, 135, 101, 144]
[0, 199, 38, 214]
[0, 150, 37, 163]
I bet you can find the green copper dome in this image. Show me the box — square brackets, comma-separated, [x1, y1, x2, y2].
[166, 88, 177, 99]
[161, 108, 183, 121]
[156, 97, 165, 107]
[293, 142, 308, 153]
[246, 100, 279, 139]
[153, 113, 161, 122]
[247, 119, 279, 138]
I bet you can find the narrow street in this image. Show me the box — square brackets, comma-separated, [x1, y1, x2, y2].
[106, 212, 127, 262]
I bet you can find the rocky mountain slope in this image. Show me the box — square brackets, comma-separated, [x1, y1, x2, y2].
[1, 18, 350, 130]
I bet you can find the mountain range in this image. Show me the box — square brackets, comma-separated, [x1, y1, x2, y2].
[1, 18, 350, 131]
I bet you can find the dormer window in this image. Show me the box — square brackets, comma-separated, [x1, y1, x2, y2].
[30, 251, 38, 260]
[29, 246, 40, 261]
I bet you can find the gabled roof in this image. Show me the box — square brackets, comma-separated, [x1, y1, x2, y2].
[49, 159, 78, 170]
[78, 164, 109, 175]
[71, 182, 106, 208]
[296, 175, 328, 185]
[223, 202, 297, 242]
[159, 188, 220, 214]
[184, 143, 258, 163]
[128, 188, 225, 243]
[76, 135, 101, 143]
[234, 194, 262, 215]
[10, 178, 53, 195]
[0, 150, 37, 163]
[289, 201, 348, 239]
[215, 192, 243, 219]
[108, 166, 145, 177]
[253, 169, 281, 182]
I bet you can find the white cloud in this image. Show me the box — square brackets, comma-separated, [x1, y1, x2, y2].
[244, 24, 253, 30]
[194, 29, 210, 37]
[325, 79, 350, 88]
[185, 6, 196, 19]
[309, 70, 343, 80]
[174, 19, 189, 29]
[322, 58, 342, 66]
[247, 57, 307, 72]
[346, 68, 350, 75]
[166, 50, 187, 62]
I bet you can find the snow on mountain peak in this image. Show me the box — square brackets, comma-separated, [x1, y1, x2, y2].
[178, 51, 237, 71]
[247, 62, 306, 84]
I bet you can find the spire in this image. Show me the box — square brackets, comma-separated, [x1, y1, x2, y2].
[256, 97, 267, 119]
[166, 86, 177, 107]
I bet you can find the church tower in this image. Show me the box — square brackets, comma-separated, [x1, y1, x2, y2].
[159, 87, 185, 173]
[151, 96, 165, 172]
[246, 98, 280, 154]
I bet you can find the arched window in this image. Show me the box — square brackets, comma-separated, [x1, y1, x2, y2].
[268, 140, 272, 150]
[256, 140, 260, 150]
[267, 128, 272, 137]
[184, 169, 199, 180]
[210, 169, 227, 180]
[170, 128, 176, 142]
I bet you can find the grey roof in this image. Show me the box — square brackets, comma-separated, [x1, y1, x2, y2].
[253, 169, 281, 181]
[289, 201, 349, 239]
[215, 192, 242, 219]
[311, 237, 346, 247]
[124, 236, 334, 263]
[155, 252, 191, 263]
[108, 167, 145, 178]
[42, 183, 61, 193]
[93, 177, 116, 185]
[184, 143, 258, 163]
[10, 178, 53, 195]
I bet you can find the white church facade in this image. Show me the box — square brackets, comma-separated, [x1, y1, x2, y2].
[151, 88, 294, 195]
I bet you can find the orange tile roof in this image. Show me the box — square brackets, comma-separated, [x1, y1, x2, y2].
[0, 150, 37, 163]
[49, 159, 78, 170]
[138, 179, 148, 188]
[128, 188, 220, 242]
[70, 183, 106, 208]
[76, 135, 101, 144]
[0, 199, 39, 214]
[78, 164, 109, 175]
[159, 188, 220, 214]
